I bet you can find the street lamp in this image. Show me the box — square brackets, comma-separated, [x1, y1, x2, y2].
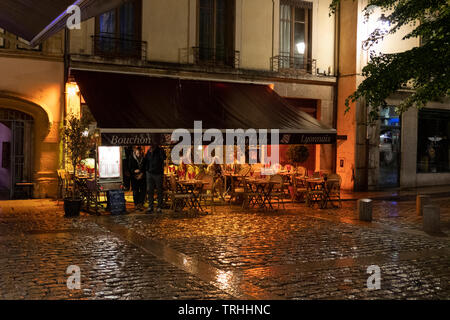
[377, 14, 390, 35]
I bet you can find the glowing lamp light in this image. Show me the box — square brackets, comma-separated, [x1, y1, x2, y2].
[66, 82, 80, 96]
[377, 14, 390, 34]
[296, 42, 305, 55]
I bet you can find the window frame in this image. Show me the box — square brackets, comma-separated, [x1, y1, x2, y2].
[279, 0, 313, 68]
[95, 0, 142, 41]
[0, 28, 4, 48]
[416, 108, 450, 173]
[196, 0, 236, 66]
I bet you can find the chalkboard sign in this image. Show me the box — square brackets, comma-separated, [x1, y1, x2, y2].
[107, 190, 126, 215]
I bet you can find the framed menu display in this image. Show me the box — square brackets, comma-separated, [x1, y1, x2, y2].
[98, 146, 121, 180]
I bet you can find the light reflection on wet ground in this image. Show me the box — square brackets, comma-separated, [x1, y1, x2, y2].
[0, 198, 449, 299]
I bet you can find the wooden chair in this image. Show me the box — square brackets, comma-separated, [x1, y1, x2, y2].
[240, 177, 260, 209]
[269, 174, 286, 210]
[291, 175, 308, 203]
[57, 170, 65, 204]
[199, 174, 216, 214]
[325, 173, 342, 208]
[306, 179, 324, 208]
[213, 176, 226, 202]
[238, 166, 251, 177]
[312, 171, 322, 179]
[167, 175, 192, 212]
[228, 166, 251, 204]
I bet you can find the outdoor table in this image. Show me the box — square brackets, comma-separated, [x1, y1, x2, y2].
[278, 171, 295, 185]
[305, 178, 340, 209]
[295, 175, 308, 185]
[177, 180, 207, 212]
[244, 178, 276, 210]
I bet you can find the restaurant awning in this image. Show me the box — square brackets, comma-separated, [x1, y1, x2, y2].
[0, 0, 129, 46]
[72, 69, 337, 145]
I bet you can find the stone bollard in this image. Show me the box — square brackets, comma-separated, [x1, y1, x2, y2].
[416, 194, 431, 216]
[358, 199, 373, 222]
[423, 205, 440, 233]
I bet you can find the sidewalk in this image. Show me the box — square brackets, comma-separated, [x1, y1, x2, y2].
[341, 184, 450, 201]
[0, 196, 449, 299]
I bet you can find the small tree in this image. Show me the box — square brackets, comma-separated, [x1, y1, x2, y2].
[61, 115, 93, 199]
[286, 145, 309, 165]
[329, 0, 450, 122]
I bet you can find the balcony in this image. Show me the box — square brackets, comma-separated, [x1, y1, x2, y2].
[92, 33, 147, 61]
[271, 55, 317, 77]
[192, 47, 240, 69]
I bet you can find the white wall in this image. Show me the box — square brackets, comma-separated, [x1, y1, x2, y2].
[313, 0, 336, 74]
[68, 0, 337, 73]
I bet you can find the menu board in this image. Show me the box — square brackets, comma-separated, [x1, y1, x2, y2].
[98, 146, 121, 179]
[107, 190, 126, 215]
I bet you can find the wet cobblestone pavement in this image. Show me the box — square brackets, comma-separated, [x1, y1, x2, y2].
[0, 197, 449, 300]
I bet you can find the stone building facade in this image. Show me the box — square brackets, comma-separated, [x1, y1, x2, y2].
[0, 0, 448, 198]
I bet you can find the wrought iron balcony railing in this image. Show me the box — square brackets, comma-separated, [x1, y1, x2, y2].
[271, 55, 316, 76]
[92, 33, 147, 60]
[192, 47, 240, 69]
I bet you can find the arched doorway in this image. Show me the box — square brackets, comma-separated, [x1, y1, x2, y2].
[0, 109, 34, 199]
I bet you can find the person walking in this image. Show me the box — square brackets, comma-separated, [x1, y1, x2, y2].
[129, 146, 146, 211]
[145, 141, 166, 213]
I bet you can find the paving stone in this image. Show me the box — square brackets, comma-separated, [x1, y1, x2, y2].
[0, 198, 449, 299]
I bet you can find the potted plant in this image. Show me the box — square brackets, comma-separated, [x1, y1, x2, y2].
[61, 115, 93, 217]
[286, 145, 309, 167]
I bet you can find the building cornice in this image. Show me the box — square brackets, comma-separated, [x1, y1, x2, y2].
[69, 55, 337, 87]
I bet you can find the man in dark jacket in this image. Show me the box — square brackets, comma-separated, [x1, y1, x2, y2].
[129, 146, 146, 211]
[145, 141, 166, 213]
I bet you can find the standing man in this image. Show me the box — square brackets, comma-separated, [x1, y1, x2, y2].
[129, 146, 146, 211]
[145, 139, 166, 213]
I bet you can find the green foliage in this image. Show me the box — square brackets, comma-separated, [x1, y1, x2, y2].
[61, 115, 93, 199]
[330, 0, 450, 122]
[286, 145, 309, 164]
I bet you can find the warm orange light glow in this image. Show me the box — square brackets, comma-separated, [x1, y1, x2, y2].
[65, 82, 81, 117]
[268, 84, 275, 90]
[66, 82, 80, 96]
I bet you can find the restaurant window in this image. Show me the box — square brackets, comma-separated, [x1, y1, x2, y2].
[198, 0, 236, 66]
[279, 0, 312, 70]
[95, 0, 142, 58]
[417, 109, 450, 173]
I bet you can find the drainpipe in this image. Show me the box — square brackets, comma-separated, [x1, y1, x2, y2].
[332, 3, 341, 173]
[64, 27, 70, 100]
[61, 27, 70, 170]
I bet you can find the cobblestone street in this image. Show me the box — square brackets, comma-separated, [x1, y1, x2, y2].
[0, 197, 449, 300]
